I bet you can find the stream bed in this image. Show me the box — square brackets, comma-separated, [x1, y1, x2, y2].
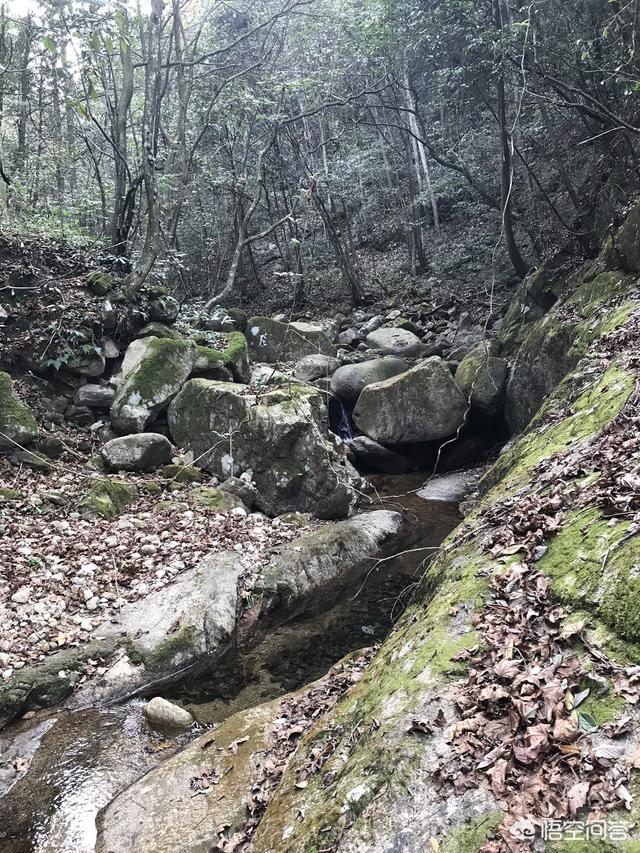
[0, 473, 464, 853]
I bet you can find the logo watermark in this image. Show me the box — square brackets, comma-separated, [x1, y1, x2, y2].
[541, 819, 630, 842]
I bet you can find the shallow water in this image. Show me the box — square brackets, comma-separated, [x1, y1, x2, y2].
[0, 473, 463, 852]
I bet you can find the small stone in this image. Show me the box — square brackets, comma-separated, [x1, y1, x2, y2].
[11, 586, 30, 604]
[85, 597, 99, 611]
[143, 696, 194, 729]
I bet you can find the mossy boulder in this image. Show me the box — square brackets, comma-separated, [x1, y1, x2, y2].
[148, 293, 179, 324]
[245, 316, 336, 363]
[111, 337, 197, 433]
[454, 343, 507, 424]
[0, 371, 38, 451]
[136, 322, 184, 341]
[159, 463, 203, 483]
[202, 306, 248, 332]
[191, 486, 245, 511]
[87, 270, 115, 296]
[191, 332, 250, 383]
[168, 379, 359, 518]
[504, 270, 634, 433]
[77, 477, 137, 518]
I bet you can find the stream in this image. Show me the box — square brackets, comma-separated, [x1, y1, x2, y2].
[0, 473, 464, 853]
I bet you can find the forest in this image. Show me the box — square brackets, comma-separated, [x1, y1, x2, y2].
[1, 1, 640, 852]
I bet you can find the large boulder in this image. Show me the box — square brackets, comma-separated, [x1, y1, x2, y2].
[348, 435, 413, 473]
[191, 332, 250, 383]
[454, 343, 508, 424]
[365, 327, 426, 357]
[504, 270, 633, 433]
[245, 316, 336, 362]
[110, 337, 197, 433]
[353, 357, 468, 445]
[101, 433, 173, 472]
[294, 354, 340, 382]
[330, 357, 408, 406]
[168, 379, 358, 518]
[0, 372, 38, 451]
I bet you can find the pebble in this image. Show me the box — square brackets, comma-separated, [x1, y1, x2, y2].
[85, 597, 99, 610]
[143, 696, 194, 729]
[11, 586, 30, 604]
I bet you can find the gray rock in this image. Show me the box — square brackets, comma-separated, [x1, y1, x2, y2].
[168, 379, 358, 518]
[143, 697, 193, 729]
[136, 322, 183, 341]
[417, 471, 479, 503]
[455, 344, 507, 424]
[110, 337, 197, 433]
[348, 435, 413, 473]
[202, 307, 247, 332]
[353, 357, 468, 444]
[100, 300, 116, 329]
[11, 586, 30, 604]
[101, 433, 173, 472]
[357, 314, 384, 337]
[65, 350, 106, 378]
[73, 384, 115, 409]
[245, 316, 336, 363]
[219, 476, 260, 509]
[294, 354, 341, 382]
[148, 294, 179, 324]
[102, 338, 120, 359]
[337, 328, 358, 347]
[365, 327, 426, 358]
[330, 357, 408, 406]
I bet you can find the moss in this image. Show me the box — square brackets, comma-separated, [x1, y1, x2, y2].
[160, 464, 203, 484]
[0, 487, 20, 501]
[0, 371, 38, 450]
[252, 543, 495, 852]
[600, 536, 640, 641]
[139, 481, 162, 494]
[87, 270, 115, 295]
[485, 362, 635, 495]
[126, 624, 196, 670]
[138, 322, 183, 341]
[579, 685, 626, 726]
[123, 338, 194, 403]
[191, 486, 244, 511]
[78, 478, 137, 519]
[539, 509, 625, 603]
[441, 812, 503, 853]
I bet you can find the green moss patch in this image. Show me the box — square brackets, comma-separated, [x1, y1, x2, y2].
[160, 464, 203, 483]
[0, 371, 39, 450]
[191, 486, 244, 511]
[78, 478, 137, 519]
[441, 811, 503, 853]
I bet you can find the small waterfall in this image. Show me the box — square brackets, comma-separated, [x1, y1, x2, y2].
[329, 397, 354, 442]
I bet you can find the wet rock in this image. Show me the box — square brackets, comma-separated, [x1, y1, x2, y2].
[330, 357, 408, 406]
[294, 354, 341, 382]
[73, 384, 115, 409]
[417, 471, 479, 503]
[111, 337, 197, 433]
[353, 357, 467, 445]
[348, 435, 413, 473]
[0, 371, 38, 450]
[168, 379, 358, 518]
[143, 697, 193, 729]
[101, 433, 173, 472]
[245, 316, 336, 362]
[365, 327, 426, 357]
